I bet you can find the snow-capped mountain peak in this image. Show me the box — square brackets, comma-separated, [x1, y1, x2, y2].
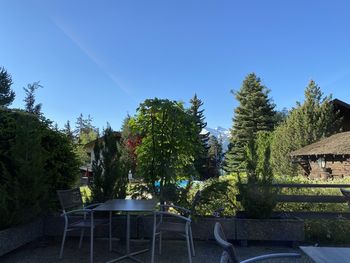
[202, 126, 230, 151]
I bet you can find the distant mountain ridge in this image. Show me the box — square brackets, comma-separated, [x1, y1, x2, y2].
[201, 126, 230, 151]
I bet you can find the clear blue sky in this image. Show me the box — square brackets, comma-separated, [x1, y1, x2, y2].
[1, 0, 350, 130]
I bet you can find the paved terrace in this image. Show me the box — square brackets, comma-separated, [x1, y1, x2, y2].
[1, 237, 312, 263]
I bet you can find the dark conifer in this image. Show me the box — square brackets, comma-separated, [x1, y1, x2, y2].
[0, 67, 15, 108]
[225, 73, 276, 174]
[23, 82, 42, 115]
[189, 94, 210, 179]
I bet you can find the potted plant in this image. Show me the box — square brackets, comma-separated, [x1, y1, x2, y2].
[235, 132, 304, 245]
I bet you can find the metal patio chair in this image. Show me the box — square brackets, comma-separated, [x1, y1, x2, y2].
[341, 188, 350, 208]
[56, 188, 108, 262]
[151, 191, 201, 263]
[214, 222, 301, 263]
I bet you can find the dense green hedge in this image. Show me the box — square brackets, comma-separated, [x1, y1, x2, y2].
[0, 109, 79, 230]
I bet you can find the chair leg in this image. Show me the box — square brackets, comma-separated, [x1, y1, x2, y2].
[185, 227, 192, 263]
[79, 229, 85, 249]
[189, 226, 195, 257]
[90, 213, 94, 263]
[151, 213, 156, 263]
[159, 232, 162, 255]
[59, 228, 67, 259]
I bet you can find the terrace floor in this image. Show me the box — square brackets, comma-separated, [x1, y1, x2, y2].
[1, 237, 313, 263]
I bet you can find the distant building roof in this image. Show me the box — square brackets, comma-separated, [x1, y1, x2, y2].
[291, 131, 350, 157]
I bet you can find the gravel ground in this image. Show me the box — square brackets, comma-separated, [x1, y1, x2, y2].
[1, 237, 313, 263]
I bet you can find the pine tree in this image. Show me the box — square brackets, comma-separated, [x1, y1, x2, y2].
[90, 125, 127, 202]
[188, 94, 210, 179]
[62, 120, 75, 142]
[74, 114, 98, 165]
[206, 135, 223, 179]
[225, 73, 276, 174]
[271, 80, 341, 176]
[0, 67, 15, 108]
[23, 82, 42, 115]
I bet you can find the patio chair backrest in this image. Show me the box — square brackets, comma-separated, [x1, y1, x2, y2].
[57, 188, 83, 212]
[214, 222, 239, 263]
[341, 188, 350, 208]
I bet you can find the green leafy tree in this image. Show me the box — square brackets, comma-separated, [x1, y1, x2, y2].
[188, 94, 210, 179]
[130, 98, 197, 202]
[23, 82, 42, 115]
[0, 67, 15, 108]
[225, 73, 276, 174]
[271, 80, 342, 176]
[90, 125, 127, 202]
[237, 131, 277, 219]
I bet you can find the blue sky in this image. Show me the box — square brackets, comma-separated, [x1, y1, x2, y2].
[1, 0, 350, 130]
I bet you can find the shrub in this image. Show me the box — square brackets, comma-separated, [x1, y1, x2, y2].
[237, 131, 278, 219]
[0, 109, 79, 229]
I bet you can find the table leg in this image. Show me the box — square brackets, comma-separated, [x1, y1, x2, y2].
[91, 211, 94, 263]
[126, 212, 130, 254]
[109, 211, 112, 252]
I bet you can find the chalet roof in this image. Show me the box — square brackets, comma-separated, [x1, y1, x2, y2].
[291, 131, 350, 157]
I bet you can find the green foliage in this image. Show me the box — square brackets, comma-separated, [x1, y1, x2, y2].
[120, 115, 140, 178]
[237, 131, 277, 219]
[0, 67, 15, 108]
[188, 94, 210, 180]
[41, 123, 80, 209]
[206, 135, 223, 179]
[0, 109, 79, 229]
[225, 73, 276, 173]
[89, 126, 127, 202]
[271, 80, 341, 176]
[23, 82, 42, 115]
[130, 98, 197, 202]
[196, 177, 237, 216]
[274, 175, 350, 244]
[73, 114, 98, 166]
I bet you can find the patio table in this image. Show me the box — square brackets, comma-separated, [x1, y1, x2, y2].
[93, 199, 157, 263]
[299, 246, 350, 263]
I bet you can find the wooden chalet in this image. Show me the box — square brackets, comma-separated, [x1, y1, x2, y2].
[291, 131, 350, 179]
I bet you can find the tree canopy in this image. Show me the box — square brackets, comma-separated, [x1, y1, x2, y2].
[0, 67, 15, 108]
[271, 80, 342, 176]
[130, 98, 197, 202]
[225, 73, 276, 174]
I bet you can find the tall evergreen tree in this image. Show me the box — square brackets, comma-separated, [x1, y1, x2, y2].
[0, 67, 15, 108]
[90, 125, 127, 202]
[225, 73, 276, 174]
[206, 135, 223, 179]
[74, 114, 98, 165]
[271, 80, 341, 176]
[62, 120, 74, 142]
[23, 82, 42, 115]
[188, 94, 210, 179]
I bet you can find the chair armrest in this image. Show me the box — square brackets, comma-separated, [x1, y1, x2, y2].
[155, 211, 191, 222]
[84, 203, 103, 209]
[63, 209, 93, 216]
[241, 253, 301, 263]
[160, 204, 191, 214]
